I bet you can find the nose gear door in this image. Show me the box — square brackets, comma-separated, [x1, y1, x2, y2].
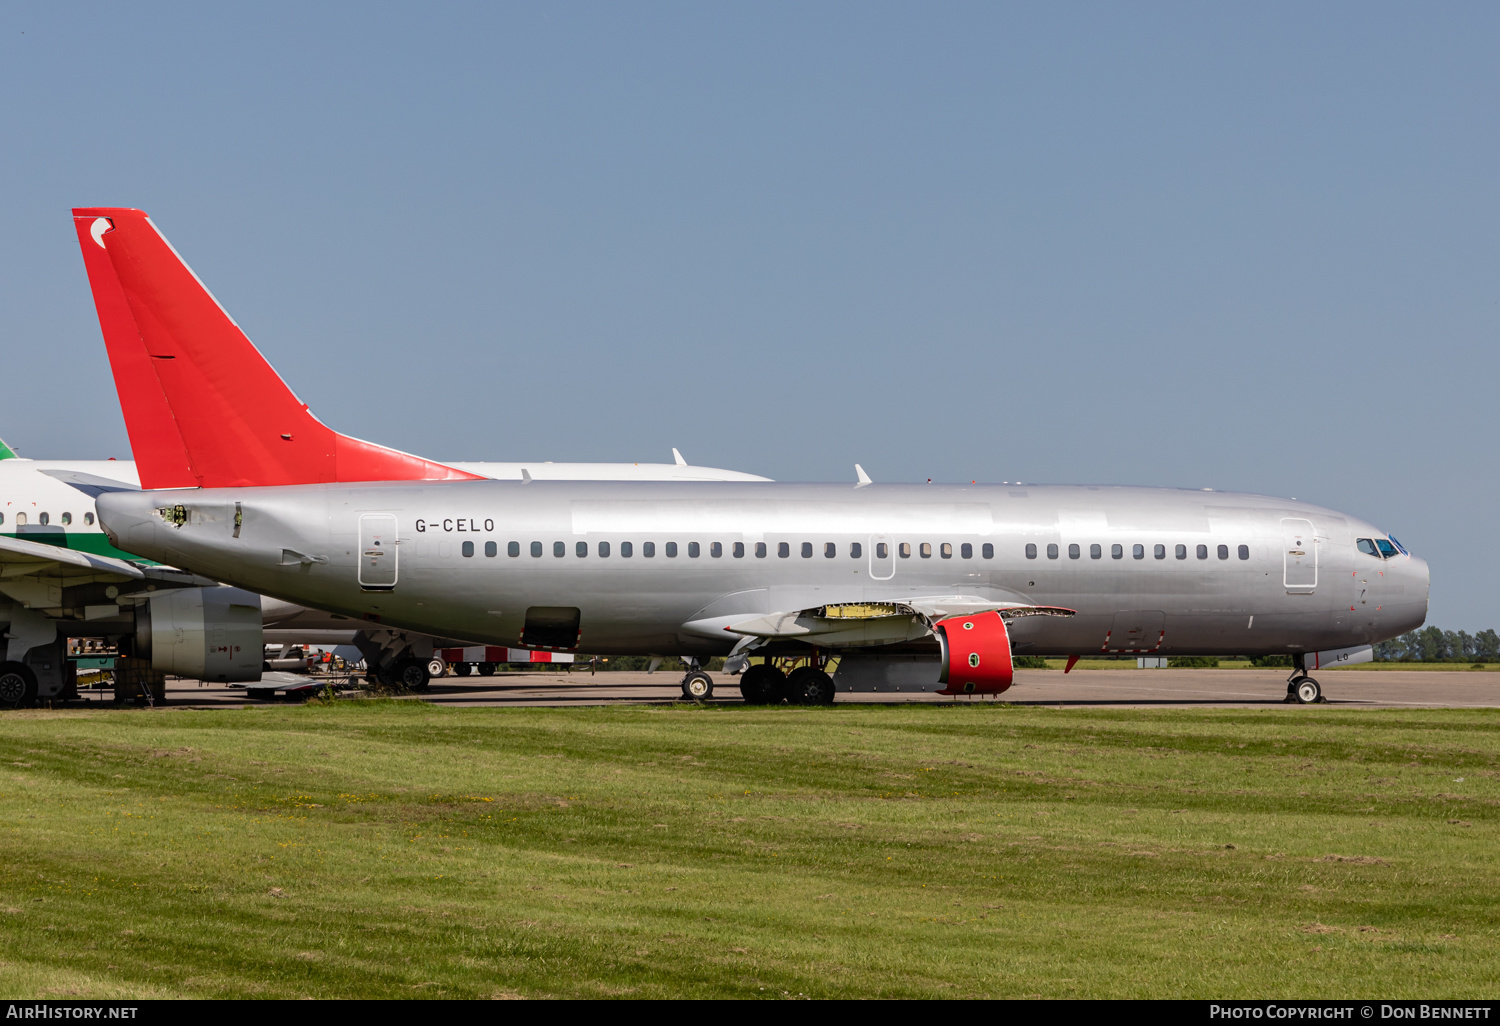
[1282, 518, 1317, 593]
[358, 514, 399, 590]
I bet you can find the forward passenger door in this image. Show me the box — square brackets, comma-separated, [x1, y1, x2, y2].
[1282, 518, 1317, 593]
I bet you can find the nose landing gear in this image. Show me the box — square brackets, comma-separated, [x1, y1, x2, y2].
[1286, 672, 1324, 704]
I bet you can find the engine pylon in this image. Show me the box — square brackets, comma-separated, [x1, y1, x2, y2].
[934, 610, 1015, 695]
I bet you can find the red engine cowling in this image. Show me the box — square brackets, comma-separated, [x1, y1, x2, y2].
[935, 610, 1014, 695]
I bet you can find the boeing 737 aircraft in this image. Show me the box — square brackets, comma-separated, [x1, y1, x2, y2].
[72, 207, 1429, 706]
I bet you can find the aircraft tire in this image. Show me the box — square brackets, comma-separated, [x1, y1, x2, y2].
[478, 662, 497, 676]
[1293, 676, 1322, 705]
[738, 663, 783, 705]
[393, 658, 431, 691]
[682, 671, 714, 702]
[0, 662, 36, 709]
[427, 657, 447, 679]
[786, 667, 835, 706]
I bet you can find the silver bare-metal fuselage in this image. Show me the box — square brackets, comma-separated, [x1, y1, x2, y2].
[97, 480, 1429, 658]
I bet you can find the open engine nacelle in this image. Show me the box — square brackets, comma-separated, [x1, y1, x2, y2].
[934, 610, 1014, 695]
[135, 586, 263, 683]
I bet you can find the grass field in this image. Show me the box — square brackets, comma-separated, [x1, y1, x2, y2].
[0, 700, 1496, 999]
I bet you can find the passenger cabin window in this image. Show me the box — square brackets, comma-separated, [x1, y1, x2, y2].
[1238, 544, 1249, 560]
[779, 542, 790, 558]
[15, 513, 24, 526]
[982, 543, 994, 559]
[1046, 543, 1058, 559]
[1375, 539, 1398, 559]
[1090, 543, 1102, 559]
[961, 543, 972, 559]
[710, 542, 722, 557]
[643, 542, 656, 557]
[1175, 544, 1186, 559]
[851, 542, 862, 558]
[1, 513, 6, 525]
[733, 542, 745, 558]
[600, 541, 611, 557]
[85, 513, 94, 525]
[462, 541, 475, 557]
[900, 543, 912, 558]
[1025, 543, 1038, 559]
[621, 541, 633, 557]
[554, 542, 566, 557]
[485, 541, 498, 557]
[1196, 544, 1208, 559]
[755, 542, 767, 558]
[509, 541, 521, 557]
[576, 541, 588, 557]
[942, 543, 953, 559]
[1217, 544, 1229, 560]
[876, 542, 889, 559]
[688, 542, 700, 557]
[1111, 544, 1123, 559]
[530, 541, 543, 557]
[917, 542, 929, 558]
[1068, 543, 1080, 559]
[826, 542, 837, 558]
[61, 513, 72, 526]
[1132, 544, 1144, 559]
[666, 542, 678, 557]
[38, 513, 49, 526]
[1154, 544, 1165, 559]
[801, 542, 812, 558]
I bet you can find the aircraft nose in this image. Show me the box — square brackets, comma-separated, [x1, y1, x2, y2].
[1391, 553, 1431, 632]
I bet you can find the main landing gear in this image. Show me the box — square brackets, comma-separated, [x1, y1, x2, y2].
[375, 657, 431, 691]
[737, 661, 835, 706]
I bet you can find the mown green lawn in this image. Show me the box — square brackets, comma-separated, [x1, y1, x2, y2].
[0, 700, 1495, 998]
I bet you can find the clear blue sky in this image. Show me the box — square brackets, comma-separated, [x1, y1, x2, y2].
[1, 3, 1495, 629]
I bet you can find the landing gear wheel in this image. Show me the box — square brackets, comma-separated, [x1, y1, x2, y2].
[738, 663, 785, 705]
[682, 671, 714, 701]
[1294, 676, 1322, 704]
[785, 666, 835, 706]
[427, 657, 447, 679]
[0, 663, 36, 709]
[392, 658, 431, 692]
[478, 662, 496, 676]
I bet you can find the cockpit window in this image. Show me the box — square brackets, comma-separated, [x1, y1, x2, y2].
[1375, 539, 1398, 559]
[1388, 535, 1408, 556]
[1356, 538, 1379, 557]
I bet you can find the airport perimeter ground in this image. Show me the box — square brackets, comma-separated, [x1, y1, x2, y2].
[3, 668, 1499, 999]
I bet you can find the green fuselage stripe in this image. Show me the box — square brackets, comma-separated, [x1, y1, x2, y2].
[1, 531, 155, 564]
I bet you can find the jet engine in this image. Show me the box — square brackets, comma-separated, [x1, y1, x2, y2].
[934, 610, 1014, 695]
[134, 587, 264, 683]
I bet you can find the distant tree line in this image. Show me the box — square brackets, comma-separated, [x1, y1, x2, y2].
[1376, 627, 1500, 663]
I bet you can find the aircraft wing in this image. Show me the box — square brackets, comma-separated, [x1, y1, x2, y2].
[687, 598, 1075, 648]
[0, 534, 145, 582]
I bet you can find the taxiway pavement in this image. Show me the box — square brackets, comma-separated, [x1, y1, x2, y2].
[69, 667, 1500, 710]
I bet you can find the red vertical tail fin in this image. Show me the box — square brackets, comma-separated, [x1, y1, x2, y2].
[72, 210, 197, 489]
[71, 207, 481, 489]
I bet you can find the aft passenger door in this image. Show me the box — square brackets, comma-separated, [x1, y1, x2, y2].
[1282, 518, 1317, 593]
[358, 514, 399, 591]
